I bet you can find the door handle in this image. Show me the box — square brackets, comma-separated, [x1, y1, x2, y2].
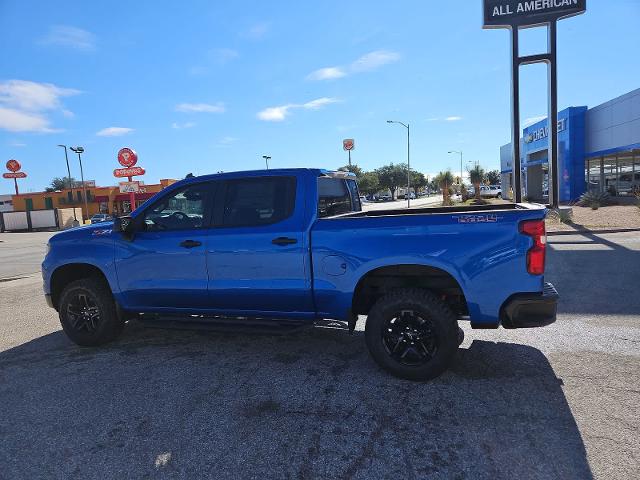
[180, 240, 202, 248]
[271, 237, 298, 246]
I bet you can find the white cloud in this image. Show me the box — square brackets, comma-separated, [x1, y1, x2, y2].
[524, 115, 546, 127]
[218, 136, 238, 145]
[307, 50, 400, 81]
[40, 25, 96, 51]
[257, 105, 292, 122]
[9, 141, 27, 147]
[0, 80, 80, 112]
[175, 102, 225, 113]
[302, 97, 339, 109]
[96, 127, 134, 137]
[306, 67, 347, 81]
[171, 122, 196, 129]
[0, 80, 80, 133]
[425, 116, 463, 122]
[350, 50, 401, 72]
[212, 48, 239, 64]
[242, 22, 269, 40]
[0, 107, 53, 132]
[257, 97, 340, 122]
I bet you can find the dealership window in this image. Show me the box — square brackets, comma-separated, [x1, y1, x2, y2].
[603, 155, 617, 196]
[586, 157, 602, 193]
[617, 154, 634, 195]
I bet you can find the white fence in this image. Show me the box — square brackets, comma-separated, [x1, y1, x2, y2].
[0, 208, 85, 231]
[1, 211, 28, 231]
[29, 209, 58, 229]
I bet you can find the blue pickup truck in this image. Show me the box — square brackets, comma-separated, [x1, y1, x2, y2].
[42, 168, 557, 380]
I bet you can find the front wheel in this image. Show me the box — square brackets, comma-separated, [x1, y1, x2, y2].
[365, 289, 459, 381]
[497, 193, 502, 199]
[58, 277, 124, 346]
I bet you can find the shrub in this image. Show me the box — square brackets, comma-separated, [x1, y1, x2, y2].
[577, 191, 611, 209]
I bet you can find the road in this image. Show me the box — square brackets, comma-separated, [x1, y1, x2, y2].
[0, 231, 55, 280]
[0, 230, 638, 479]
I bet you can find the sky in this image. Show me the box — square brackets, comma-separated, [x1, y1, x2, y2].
[1, 0, 639, 194]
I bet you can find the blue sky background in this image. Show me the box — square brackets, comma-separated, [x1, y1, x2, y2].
[1, 0, 639, 193]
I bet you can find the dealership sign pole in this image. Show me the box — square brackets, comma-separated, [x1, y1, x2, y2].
[3, 159, 27, 195]
[343, 139, 355, 166]
[483, 0, 586, 207]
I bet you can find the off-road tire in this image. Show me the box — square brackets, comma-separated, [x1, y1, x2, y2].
[365, 288, 459, 381]
[58, 277, 124, 346]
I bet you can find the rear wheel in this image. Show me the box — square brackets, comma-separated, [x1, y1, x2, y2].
[365, 288, 458, 381]
[58, 277, 124, 346]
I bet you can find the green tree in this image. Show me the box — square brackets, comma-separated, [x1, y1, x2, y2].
[411, 171, 428, 193]
[357, 171, 380, 195]
[45, 177, 76, 192]
[469, 165, 486, 200]
[375, 163, 407, 200]
[436, 170, 454, 205]
[486, 170, 501, 185]
[338, 164, 364, 178]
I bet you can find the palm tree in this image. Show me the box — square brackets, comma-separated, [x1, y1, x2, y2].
[469, 165, 486, 201]
[437, 170, 454, 206]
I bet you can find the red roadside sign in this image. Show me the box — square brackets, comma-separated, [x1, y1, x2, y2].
[114, 166, 145, 178]
[6, 159, 21, 172]
[343, 139, 355, 151]
[3, 172, 27, 179]
[117, 147, 138, 168]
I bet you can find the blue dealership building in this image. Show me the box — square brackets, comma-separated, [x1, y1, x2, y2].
[500, 88, 640, 202]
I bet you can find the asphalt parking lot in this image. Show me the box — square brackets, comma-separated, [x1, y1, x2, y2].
[0, 230, 638, 479]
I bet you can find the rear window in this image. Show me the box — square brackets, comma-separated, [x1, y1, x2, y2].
[318, 177, 361, 218]
[222, 176, 296, 227]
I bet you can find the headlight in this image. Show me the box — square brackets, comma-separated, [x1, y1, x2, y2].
[46, 243, 51, 255]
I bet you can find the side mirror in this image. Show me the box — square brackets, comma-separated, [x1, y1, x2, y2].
[113, 215, 137, 239]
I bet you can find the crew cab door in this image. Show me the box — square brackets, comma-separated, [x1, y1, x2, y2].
[206, 175, 314, 318]
[114, 181, 215, 311]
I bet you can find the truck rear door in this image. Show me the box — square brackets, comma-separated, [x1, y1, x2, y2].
[205, 174, 314, 318]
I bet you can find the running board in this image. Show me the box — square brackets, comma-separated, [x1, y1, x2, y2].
[136, 314, 313, 335]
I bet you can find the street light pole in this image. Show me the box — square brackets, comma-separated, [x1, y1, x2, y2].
[57, 144, 78, 224]
[71, 146, 89, 221]
[387, 120, 411, 208]
[448, 150, 463, 185]
[262, 155, 271, 170]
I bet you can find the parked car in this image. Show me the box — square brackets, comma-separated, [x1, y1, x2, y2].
[469, 185, 502, 199]
[42, 168, 557, 381]
[90, 213, 112, 224]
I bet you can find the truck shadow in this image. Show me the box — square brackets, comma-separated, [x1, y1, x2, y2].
[0, 324, 592, 480]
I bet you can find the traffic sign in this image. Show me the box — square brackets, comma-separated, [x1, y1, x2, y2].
[117, 147, 138, 168]
[343, 139, 355, 151]
[114, 166, 145, 178]
[119, 181, 140, 193]
[3, 172, 27, 179]
[6, 159, 21, 172]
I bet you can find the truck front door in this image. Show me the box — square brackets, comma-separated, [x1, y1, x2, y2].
[206, 175, 314, 318]
[114, 181, 215, 311]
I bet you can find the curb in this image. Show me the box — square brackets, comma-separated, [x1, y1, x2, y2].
[547, 227, 640, 236]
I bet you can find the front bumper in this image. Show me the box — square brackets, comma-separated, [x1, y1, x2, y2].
[500, 282, 559, 329]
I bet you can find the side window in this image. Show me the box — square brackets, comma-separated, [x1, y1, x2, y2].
[318, 177, 356, 218]
[143, 183, 210, 231]
[222, 176, 296, 227]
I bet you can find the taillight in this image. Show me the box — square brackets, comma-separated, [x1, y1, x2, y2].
[520, 219, 546, 275]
